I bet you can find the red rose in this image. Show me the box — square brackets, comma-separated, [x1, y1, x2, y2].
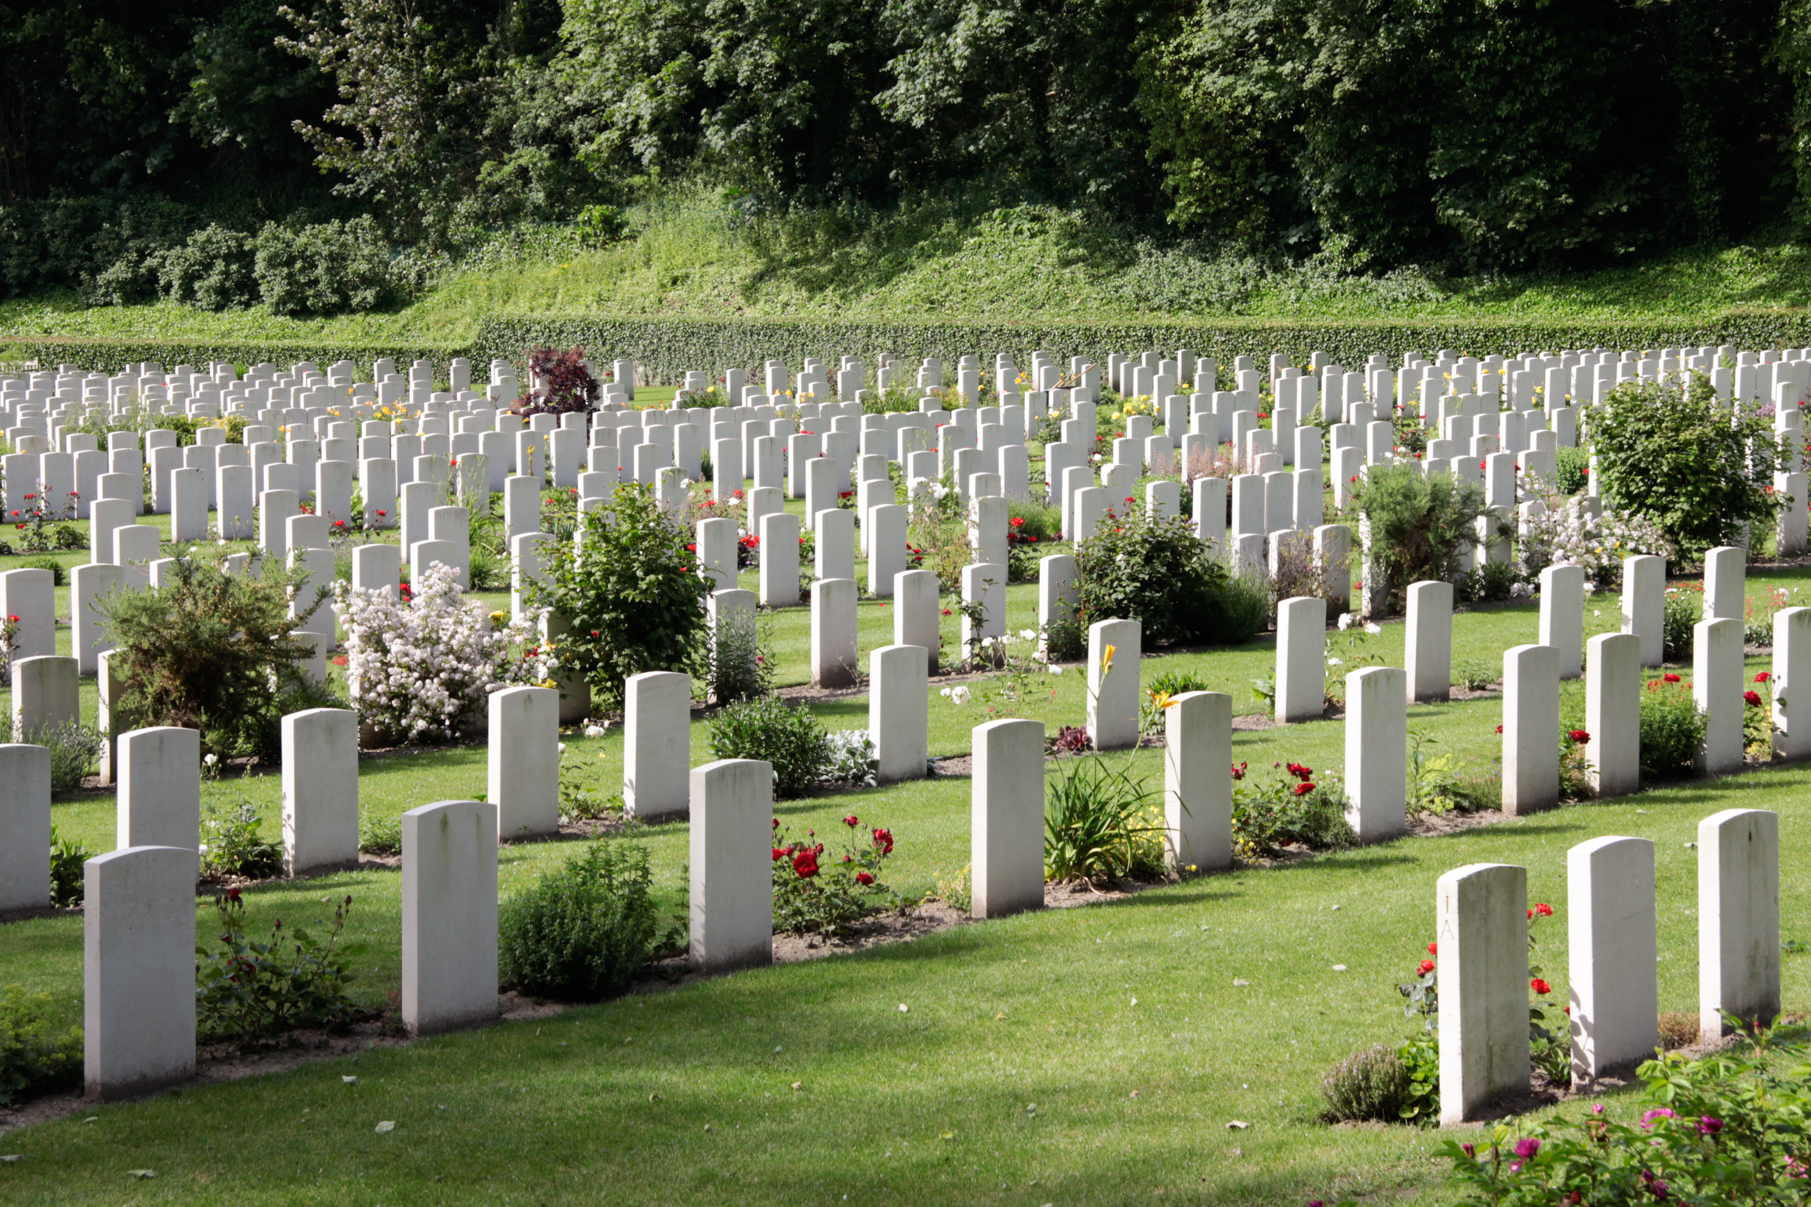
[772, 847, 788, 861]
[1230, 762, 1246, 781]
[1662, 672, 1681, 683]
[1495, 724, 1503, 734]
[1418, 960, 1435, 975]
[1427, 942, 1437, 955]
[792, 850, 819, 878]
[1534, 902, 1553, 917]
[1746, 690, 1764, 707]
[1568, 729, 1590, 743]
[1292, 782, 1315, 795]
[1756, 671, 1772, 683]
[1530, 978, 1552, 996]
[843, 814, 859, 828]
[855, 871, 875, 886]
[871, 828, 894, 855]
[226, 886, 242, 902]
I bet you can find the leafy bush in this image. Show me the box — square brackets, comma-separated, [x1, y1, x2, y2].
[195, 889, 365, 1040]
[335, 561, 538, 744]
[772, 814, 896, 934]
[98, 557, 327, 760]
[17, 720, 102, 795]
[1349, 463, 1488, 610]
[1588, 376, 1783, 563]
[1516, 500, 1672, 586]
[499, 841, 663, 1001]
[1071, 510, 1261, 646]
[1640, 676, 1705, 781]
[152, 224, 257, 310]
[1044, 757, 1164, 882]
[1441, 1026, 1811, 1206]
[0, 985, 82, 1107]
[252, 216, 400, 316]
[18, 556, 64, 586]
[704, 607, 772, 705]
[708, 695, 831, 799]
[1320, 1043, 1412, 1123]
[48, 827, 89, 907]
[201, 798, 282, 881]
[521, 346, 600, 415]
[1232, 762, 1355, 859]
[1664, 583, 1702, 660]
[1552, 446, 1589, 495]
[358, 813, 402, 857]
[528, 484, 710, 711]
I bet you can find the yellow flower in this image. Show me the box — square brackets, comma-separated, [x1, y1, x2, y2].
[488, 610, 506, 624]
[1101, 644, 1116, 674]
[1150, 689, 1177, 711]
[539, 678, 558, 689]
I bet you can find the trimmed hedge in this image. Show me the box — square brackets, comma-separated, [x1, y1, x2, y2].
[11, 307, 1811, 381]
[471, 311, 1811, 384]
[0, 336, 463, 375]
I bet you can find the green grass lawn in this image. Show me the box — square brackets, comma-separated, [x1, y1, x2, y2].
[0, 506, 1807, 1203]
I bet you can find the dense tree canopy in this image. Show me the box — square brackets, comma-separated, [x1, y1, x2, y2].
[1, 0, 1809, 302]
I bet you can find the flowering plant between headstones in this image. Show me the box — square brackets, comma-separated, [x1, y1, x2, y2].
[770, 814, 898, 935]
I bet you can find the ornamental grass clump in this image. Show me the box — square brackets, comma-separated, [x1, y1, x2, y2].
[335, 561, 541, 745]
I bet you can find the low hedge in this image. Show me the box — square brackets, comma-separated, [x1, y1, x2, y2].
[471, 310, 1811, 384]
[10, 308, 1811, 382]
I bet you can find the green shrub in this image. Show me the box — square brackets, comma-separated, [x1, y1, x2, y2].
[1071, 510, 1261, 646]
[499, 841, 663, 1001]
[1552, 446, 1589, 495]
[201, 798, 282, 881]
[152, 224, 258, 310]
[358, 813, 402, 857]
[195, 889, 364, 1040]
[98, 555, 331, 760]
[1349, 463, 1489, 611]
[253, 216, 400, 316]
[1664, 584, 1702, 660]
[1640, 677, 1705, 781]
[708, 695, 831, 798]
[1044, 757, 1164, 882]
[0, 985, 82, 1107]
[17, 720, 102, 795]
[48, 827, 89, 907]
[1588, 376, 1783, 563]
[527, 483, 710, 711]
[18, 556, 64, 586]
[1320, 1042, 1412, 1123]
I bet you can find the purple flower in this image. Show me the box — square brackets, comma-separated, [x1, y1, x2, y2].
[1698, 1116, 1724, 1136]
[1514, 1137, 1541, 1160]
[1640, 1108, 1678, 1129]
[1461, 1143, 1475, 1158]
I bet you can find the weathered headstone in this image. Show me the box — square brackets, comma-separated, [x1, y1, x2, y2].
[401, 800, 499, 1036]
[689, 759, 774, 972]
[971, 718, 1045, 919]
[623, 671, 691, 821]
[1345, 666, 1407, 841]
[1437, 862, 1530, 1124]
[282, 708, 359, 875]
[1164, 691, 1231, 872]
[1698, 808, 1780, 1041]
[84, 845, 196, 1098]
[488, 686, 560, 839]
[0, 744, 51, 909]
[1568, 835, 1658, 1082]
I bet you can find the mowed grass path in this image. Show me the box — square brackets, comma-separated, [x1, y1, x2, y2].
[1, 516, 1808, 1203]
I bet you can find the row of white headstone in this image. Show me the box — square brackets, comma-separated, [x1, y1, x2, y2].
[1436, 809, 1778, 1124]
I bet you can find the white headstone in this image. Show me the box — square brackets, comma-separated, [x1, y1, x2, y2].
[1698, 808, 1780, 1041]
[1087, 619, 1141, 750]
[689, 759, 774, 972]
[282, 708, 359, 874]
[1345, 666, 1407, 841]
[488, 686, 560, 839]
[401, 799, 499, 1035]
[1164, 691, 1231, 872]
[971, 718, 1045, 918]
[623, 671, 691, 821]
[1437, 862, 1530, 1124]
[84, 845, 197, 1098]
[1568, 835, 1658, 1082]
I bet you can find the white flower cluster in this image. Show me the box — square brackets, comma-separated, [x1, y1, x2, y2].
[1517, 502, 1671, 586]
[333, 561, 542, 742]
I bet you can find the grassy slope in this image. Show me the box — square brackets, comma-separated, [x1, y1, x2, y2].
[5, 196, 1811, 354]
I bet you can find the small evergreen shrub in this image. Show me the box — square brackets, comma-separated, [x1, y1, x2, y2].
[0, 985, 82, 1106]
[1320, 1042, 1412, 1123]
[708, 695, 831, 798]
[499, 841, 662, 1001]
[18, 721, 102, 795]
[1552, 446, 1589, 495]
